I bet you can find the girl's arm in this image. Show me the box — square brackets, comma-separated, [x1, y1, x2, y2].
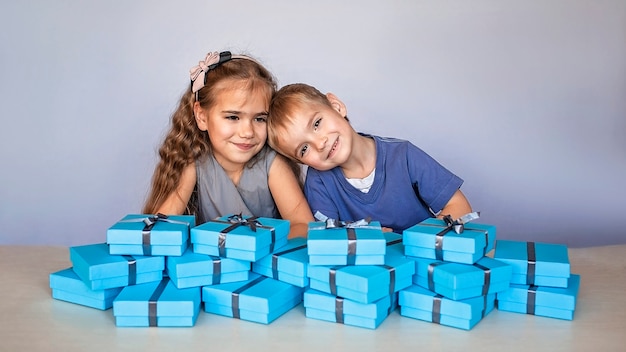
[155, 163, 197, 215]
[437, 189, 472, 220]
[268, 155, 315, 238]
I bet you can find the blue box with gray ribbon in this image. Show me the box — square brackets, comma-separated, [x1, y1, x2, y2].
[112, 278, 201, 327]
[252, 237, 309, 287]
[306, 233, 414, 304]
[399, 284, 496, 330]
[402, 214, 496, 265]
[410, 256, 512, 301]
[307, 218, 386, 266]
[493, 240, 570, 288]
[303, 288, 397, 329]
[496, 274, 580, 320]
[70, 243, 164, 290]
[190, 214, 289, 262]
[107, 214, 195, 257]
[166, 248, 250, 289]
[201, 272, 304, 324]
[49, 267, 123, 310]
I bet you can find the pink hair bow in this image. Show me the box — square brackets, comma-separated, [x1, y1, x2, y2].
[190, 51, 222, 94]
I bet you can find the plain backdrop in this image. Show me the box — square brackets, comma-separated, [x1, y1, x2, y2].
[1, 1, 625, 247]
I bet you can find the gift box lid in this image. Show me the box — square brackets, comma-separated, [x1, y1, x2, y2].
[166, 247, 250, 278]
[107, 214, 194, 245]
[113, 278, 201, 317]
[399, 284, 490, 320]
[303, 289, 391, 320]
[493, 240, 570, 278]
[201, 273, 303, 315]
[50, 267, 123, 300]
[190, 214, 289, 252]
[412, 256, 512, 291]
[497, 274, 580, 311]
[307, 220, 386, 255]
[402, 218, 496, 255]
[70, 243, 164, 281]
[254, 237, 308, 278]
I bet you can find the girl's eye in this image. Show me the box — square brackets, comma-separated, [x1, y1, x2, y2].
[299, 144, 309, 158]
[226, 115, 239, 121]
[313, 118, 321, 130]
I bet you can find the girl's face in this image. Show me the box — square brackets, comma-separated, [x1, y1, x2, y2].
[194, 85, 269, 171]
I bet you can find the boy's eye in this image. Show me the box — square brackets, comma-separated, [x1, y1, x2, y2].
[255, 115, 268, 123]
[313, 118, 321, 130]
[299, 144, 309, 158]
[226, 115, 239, 121]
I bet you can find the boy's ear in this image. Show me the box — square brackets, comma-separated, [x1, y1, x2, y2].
[326, 92, 348, 118]
[193, 102, 208, 131]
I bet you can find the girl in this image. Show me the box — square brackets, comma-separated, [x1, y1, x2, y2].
[143, 51, 313, 237]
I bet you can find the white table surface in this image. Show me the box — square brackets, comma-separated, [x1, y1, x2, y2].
[1, 244, 625, 352]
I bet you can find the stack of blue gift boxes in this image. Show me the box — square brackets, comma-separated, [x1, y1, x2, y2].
[49, 212, 581, 329]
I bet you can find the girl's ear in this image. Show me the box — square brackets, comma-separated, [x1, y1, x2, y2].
[193, 102, 208, 131]
[325, 92, 348, 118]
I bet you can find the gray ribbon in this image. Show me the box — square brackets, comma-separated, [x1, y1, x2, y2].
[380, 265, 396, 295]
[335, 297, 344, 324]
[526, 242, 536, 285]
[216, 215, 274, 257]
[473, 262, 492, 296]
[432, 294, 443, 324]
[231, 276, 267, 319]
[271, 244, 307, 279]
[526, 285, 538, 315]
[328, 267, 341, 296]
[209, 255, 222, 285]
[346, 228, 357, 265]
[119, 213, 191, 256]
[122, 255, 136, 285]
[427, 262, 449, 292]
[148, 279, 169, 327]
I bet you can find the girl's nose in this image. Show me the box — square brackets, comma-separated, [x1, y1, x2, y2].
[239, 120, 254, 138]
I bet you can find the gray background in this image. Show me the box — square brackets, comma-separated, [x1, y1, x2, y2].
[1, 1, 624, 247]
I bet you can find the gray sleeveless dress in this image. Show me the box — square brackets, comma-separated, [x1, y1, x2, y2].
[195, 148, 279, 224]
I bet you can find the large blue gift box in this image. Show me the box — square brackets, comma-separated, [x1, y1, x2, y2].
[303, 289, 396, 329]
[307, 233, 414, 304]
[399, 284, 496, 330]
[307, 219, 386, 265]
[166, 248, 250, 289]
[107, 214, 195, 257]
[70, 243, 164, 290]
[50, 268, 123, 310]
[493, 240, 570, 288]
[402, 216, 496, 265]
[410, 256, 512, 301]
[191, 214, 289, 262]
[202, 272, 304, 324]
[496, 274, 580, 320]
[112, 278, 201, 327]
[252, 237, 309, 287]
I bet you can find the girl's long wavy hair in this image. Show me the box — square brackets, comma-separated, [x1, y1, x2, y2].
[142, 55, 298, 215]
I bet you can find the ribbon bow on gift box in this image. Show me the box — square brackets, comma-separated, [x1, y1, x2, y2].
[225, 213, 263, 232]
[119, 213, 191, 256]
[215, 213, 275, 257]
[313, 211, 374, 230]
[431, 211, 481, 260]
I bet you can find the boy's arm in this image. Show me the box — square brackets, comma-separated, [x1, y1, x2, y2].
[436, 189, 472, 220]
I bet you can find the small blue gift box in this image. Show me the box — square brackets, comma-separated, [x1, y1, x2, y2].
[399, 284, 496, 330]
[112, 278, 201, 327]
[496, 274, 580, 320]
[307, 233, 414, 304]
[307, 218, 386, 265]
[303, 289, 396, 329]
[50, 267, 123, 310]
[201, 272, 304, 324]
[70, 243, 164, 290]
[410, 256, 512, 301]
[493, 240, 570, 288]
[402, 215, 496, 265]
[252, 237, 309, 287]
[191, 214, 289, 262]
[107, 214, 195, 257]
[166, 248, 250, 289]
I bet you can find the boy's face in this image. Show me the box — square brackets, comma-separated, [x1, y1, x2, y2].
[275, 94, 353, 171]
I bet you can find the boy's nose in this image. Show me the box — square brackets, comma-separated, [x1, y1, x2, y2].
[316, 136, 327, 151]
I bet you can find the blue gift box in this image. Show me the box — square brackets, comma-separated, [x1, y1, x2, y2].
[70, 243, 164, 290]
[303, 289, 396, 329]
[201, 273, 304, 324]
[166, 248, 250, 289]
[252, 237, 309, 287]
[307, 219, 386, 265]
[402, 217, 496, 265]
[410, 256, 512, 301]
[399, 284, 496, 330]
[496, 274, 580, 320]
[190, 214, 289, 262]
[112, 278, 201, 327]
[107, 214, 195, 257]
[307, 233, 414, 304]
[50, 267, 123, 310]
[493, 240, 570, 288]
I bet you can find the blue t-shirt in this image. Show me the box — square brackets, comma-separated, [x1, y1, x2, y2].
[303, 134, 463, 233]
